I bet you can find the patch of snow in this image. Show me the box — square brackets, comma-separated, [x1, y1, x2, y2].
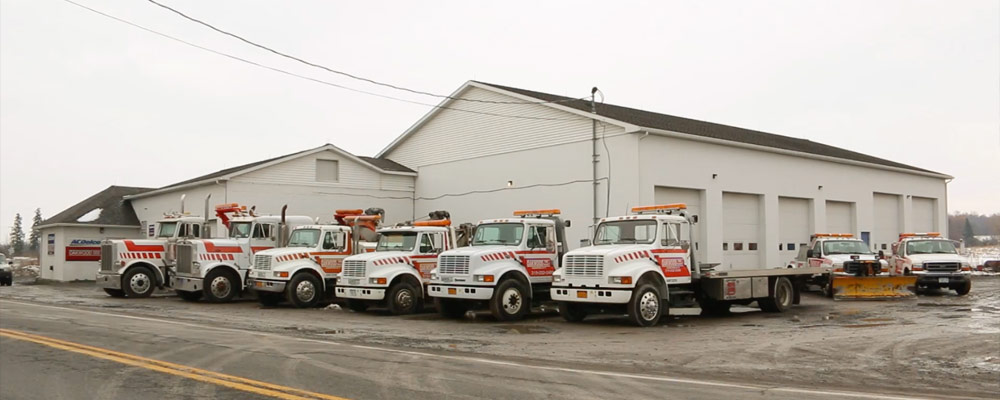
[77, 208, 103, 222]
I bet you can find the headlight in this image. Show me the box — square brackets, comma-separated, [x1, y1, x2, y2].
[430, 272, 438, 280]
[474, 275, 494, 283]
[912, 263, 924, 271]
[192, 261, 201, 273]
[370, 277, 387, 285]
[552, 274, 563, 283]
[609, 276, 632, 285]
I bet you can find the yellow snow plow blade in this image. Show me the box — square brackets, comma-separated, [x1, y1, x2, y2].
[832, 276, 918, 300]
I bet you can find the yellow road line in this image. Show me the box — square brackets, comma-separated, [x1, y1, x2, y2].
[0, 328, 349, 400]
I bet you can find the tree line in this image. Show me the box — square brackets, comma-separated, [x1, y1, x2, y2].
[4, 209, 43, 257]
[948, 212, 1000, 246]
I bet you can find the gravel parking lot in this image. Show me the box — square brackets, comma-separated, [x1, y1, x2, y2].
[2, 276, 998, 399]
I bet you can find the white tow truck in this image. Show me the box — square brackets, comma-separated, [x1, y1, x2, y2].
[889, 232, 973, 295]
[552, 204, 828, 326]
[336, 211, 474, 315]
[247, 209, 382, 308]
[787, 233, 893, 298]
[428, 209, 570, 321]
[96, 195, 212, 298]
[171, 204, 313, 302]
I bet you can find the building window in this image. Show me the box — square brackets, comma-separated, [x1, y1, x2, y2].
[779, 243, 783, 251]
[748, 243, 757, 251]
[881, 243, 887, 250]
[787, 243, 796, 251]
[316, 159, 339, 182]
[723, 242, 728, 251]
[734, 242, 744, 251]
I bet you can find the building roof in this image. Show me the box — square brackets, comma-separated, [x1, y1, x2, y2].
[38, 186, 152, 228]
[474, 82, 940, 175]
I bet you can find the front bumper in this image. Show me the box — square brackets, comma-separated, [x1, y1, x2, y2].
[428, 284, 494, 300]
[247, 278, 287, 293]
[96, 272, 122, 289]
[171, 275, 203, 292]
[335, 285, 386, 300]
[551, 286, 632, 304]
[915, 273, 970, 288]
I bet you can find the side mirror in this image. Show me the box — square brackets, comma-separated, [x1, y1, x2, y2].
[691, 215, 699, 224]
[563, 220, 571, 227]
[680, 241, 691, 251]
[806, 249, 815, 258]
[878, 250, 885, 260]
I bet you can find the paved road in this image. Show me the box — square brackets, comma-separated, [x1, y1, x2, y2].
[0, 299, 952, 400]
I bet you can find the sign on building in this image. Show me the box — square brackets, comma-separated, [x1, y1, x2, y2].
[65, 239, 102, 262]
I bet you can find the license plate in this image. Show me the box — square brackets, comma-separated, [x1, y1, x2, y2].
[577, 291, 588, 299]
[938, 277, 949, 283]
[442, 277, 454, 283]
[349, 289, 358, 296]
[254, 281, 264, 287]
[448, 288, 457, 295]
[348, 279, 360, 285]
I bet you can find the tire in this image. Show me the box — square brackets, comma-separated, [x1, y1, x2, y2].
[286, 272, 323, 308]
[176, 290, 203, 302]
[821, 275, 834, 298]
[955, 280, 971, 296]
[490, 279, 530, 322]
[387, 281, 421, 315]
[628, 283, 664, 327]
[435, 298, 468, 319]
[122, 267, 156, 298]
[558, 302, 588, 322]
[759, 277, 794, 313]
[257, 292, 282, 307]
[346, 299, 369, 313]
[203, 268, 240, 303]
[103, 288, 126, 298]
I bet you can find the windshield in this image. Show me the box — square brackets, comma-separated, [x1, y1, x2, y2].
[822, 240, 873, 255]
[229, 222, 252, 239]
[377, 232, 418, 252]
[594, 220, 657, 245]
[472, 223, 524, 246]
[287, 229, 320, 248]
[157, 222, 177, 238]
[906, 240, 957, 255]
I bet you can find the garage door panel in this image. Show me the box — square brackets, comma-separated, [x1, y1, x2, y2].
[654, 187, 701, 218]
[723, 192, 761, 270]
[826, 201, 854, 235]
[912, 197, 935, 233]
[779, 197, 810, 262]
[873, 193, 900, 252]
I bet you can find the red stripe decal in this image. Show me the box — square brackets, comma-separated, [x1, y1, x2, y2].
[124, 241, 164, 252]
[204, 241, 243, 253]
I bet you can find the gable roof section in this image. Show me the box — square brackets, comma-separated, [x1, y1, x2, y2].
[38, 186, 152, 228]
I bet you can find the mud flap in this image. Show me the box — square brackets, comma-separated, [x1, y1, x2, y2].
[832, 276, 918, 300]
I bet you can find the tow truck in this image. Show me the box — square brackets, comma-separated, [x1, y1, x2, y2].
[336, 211, 473, 314]
[889, 232, 973, 295]
[788, 233, 914, 299]
[171, 204, 313, 302]
[247, 209, 382, 308]
[428, 209, 569, 321]
[552, 204, 828, 327]
[96, 195, 212, 298]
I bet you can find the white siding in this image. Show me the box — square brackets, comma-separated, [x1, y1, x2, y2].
[912, 196, 936, 233]
[384, 86, 622, 169]
[654, 186, 704, 262]
[233, 150, 383, 190]
[39, 225, 142, 282]
[225, 181, 414, 227]
[381, 174, 415, 191]
[778, 197, 810, 262]
[873, 193, 901, 252]
[722, 192, 762, 270]
[826, 201, 854, 235]
[130, 185, 227, 236]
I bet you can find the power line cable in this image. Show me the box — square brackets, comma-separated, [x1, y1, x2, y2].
[59, 0, 585, 122]
[145, 0, 591, 106]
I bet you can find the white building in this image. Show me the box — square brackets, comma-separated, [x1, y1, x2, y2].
[378, 81, 951, 270]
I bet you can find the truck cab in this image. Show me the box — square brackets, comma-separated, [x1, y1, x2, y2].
[247, 209, 381, 308]
[428, 209, 569, 321]
[171, 203, 313, 302]
[889, 232, 972, 295]
[792, 233, 888, 296]
[336, 215, 462, 315]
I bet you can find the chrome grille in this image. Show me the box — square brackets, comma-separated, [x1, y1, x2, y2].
[254, 254, 272, 270]
[925, 262, 960, 272]
[564, 255, 604, 277]
[100, 244, 114, 271]
[175, 244, 194, 274]
[438, 255, 469, 275]
[342, 260, 366, 277]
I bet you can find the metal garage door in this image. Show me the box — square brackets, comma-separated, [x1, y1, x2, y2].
[912, 197, 936, 233]
[778, 197, 810, 264]
[722, 192, 761, 270]
[873, 193, 901, 252]
[654, 186, 703, 260]
[826, 201, 854, 235]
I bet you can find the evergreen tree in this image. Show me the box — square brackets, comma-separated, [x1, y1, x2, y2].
[9, 213, 25, 255]
[29, 208, 43, 252]
[963, 218, 978, 246]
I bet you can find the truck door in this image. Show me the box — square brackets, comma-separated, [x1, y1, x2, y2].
[658, 222, 692, 283]
[249, 223, 275, 254]
[808, 241, 824, 267]
[413, 232, 442, 280]
[316, 230, 348, 277]
[523, 225, 556, 281]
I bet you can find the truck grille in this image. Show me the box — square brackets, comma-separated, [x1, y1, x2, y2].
[342, 260, 366, 277]
[842, 261, 881, 275]
[438, 255, 469, 275]
[564, 255, 603, 277]
[254, 254, 272, 270]
[925, 262, 960, 272]
[176, 244, 194, 274]
[100, 244, 114, 271]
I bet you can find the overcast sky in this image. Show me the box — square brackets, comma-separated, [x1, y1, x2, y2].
[1, 0, 998, 237]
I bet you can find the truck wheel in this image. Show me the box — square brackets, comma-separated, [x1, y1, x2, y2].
[103, 288, 126, 298]
[435, 298, 468, 319]
[955, 280, 971, 296]
[287, 273, 323, 308]
[204, 269, 240, 303]
[821, 275, 834, 298]
[176, 290, 203, 302]
[346, 299, 369, 313]
[760, 277, 794, 313]
[257, 292, 282, 307]
[558, 302, 588, 322]
[123, 267, 156, 298]
[490, 279, 529, 322]
[387, 281, 420, 315]
[628, 283, 663, 327]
